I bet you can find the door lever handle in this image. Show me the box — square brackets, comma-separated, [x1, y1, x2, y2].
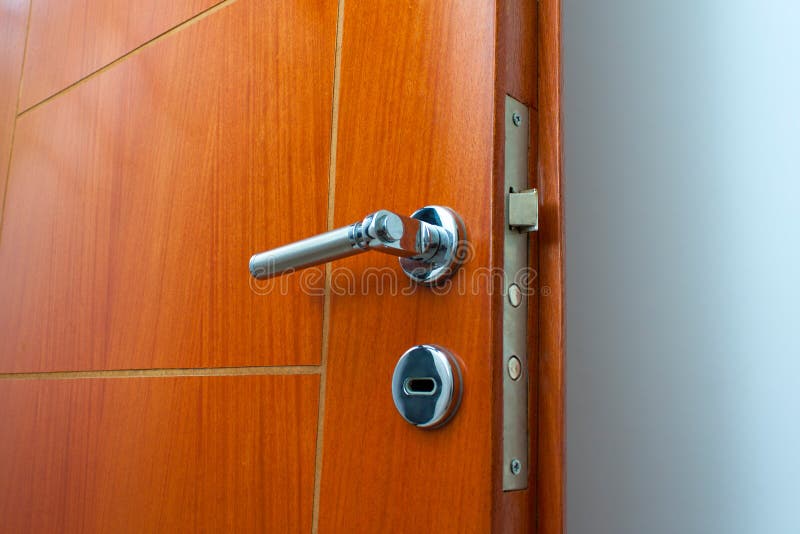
[249, 205, 467, 284]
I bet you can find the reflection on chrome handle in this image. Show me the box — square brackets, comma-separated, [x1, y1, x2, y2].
[249, 206, 467, 285]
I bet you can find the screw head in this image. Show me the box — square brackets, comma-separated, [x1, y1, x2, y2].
[508, 283, 523, 307]
[508, 356, 522, 381]
[512, 112, 522, 127]
[510, 458, 522, 475]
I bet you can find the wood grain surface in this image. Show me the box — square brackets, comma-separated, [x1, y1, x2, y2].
[493, 1, 539, 531]
[0, 0, 30, 223]
[0, 0, 563, 530]
[0, 374, 319, 533]
[19, 0, 220, 111]
[0, 0, 338, 372]
[536, 0, 566, 532]
[318, 1, 498, 531]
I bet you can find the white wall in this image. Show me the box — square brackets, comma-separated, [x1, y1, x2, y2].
[563, 1, 800, 533]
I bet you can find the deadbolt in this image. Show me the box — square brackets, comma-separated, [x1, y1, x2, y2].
[391, 345, 463, 429]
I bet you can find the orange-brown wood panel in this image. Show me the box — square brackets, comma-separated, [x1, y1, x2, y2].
[0, 374, 320, 533]
[0, 0, 30, 220]
[536, 0, 565, 532]
[19, 0, 220, 111]
[318, 1, 498, 531]
[492, 1, 539, 531]
[0, 0, 338, 372]
[499, 0, 538, 105]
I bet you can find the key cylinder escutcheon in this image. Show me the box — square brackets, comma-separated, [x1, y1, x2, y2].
[391, 345, 463, 429]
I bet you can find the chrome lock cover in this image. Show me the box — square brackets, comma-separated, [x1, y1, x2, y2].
[391, 345, 463, 429]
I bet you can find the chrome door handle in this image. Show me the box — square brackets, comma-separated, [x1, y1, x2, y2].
[249, 206, 467, 284]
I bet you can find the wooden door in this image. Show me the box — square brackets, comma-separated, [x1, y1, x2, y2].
[0, 0, 563, 532]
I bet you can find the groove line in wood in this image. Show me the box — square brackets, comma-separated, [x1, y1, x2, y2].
[17, 0, 235, 117]
[0, 365, 322, 381]
[0, 0, 34, 244]
[311, 0, 345, 531]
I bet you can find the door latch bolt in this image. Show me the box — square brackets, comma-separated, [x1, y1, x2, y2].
[508, 188, 538, 232]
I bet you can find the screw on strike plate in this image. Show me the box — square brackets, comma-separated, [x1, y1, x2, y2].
[510, 458, 522, 475]
[512, 112, 522, 127]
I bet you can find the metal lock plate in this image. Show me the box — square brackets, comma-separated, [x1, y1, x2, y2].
[391, 345, 463, 429]
[503, 95, 533, 490]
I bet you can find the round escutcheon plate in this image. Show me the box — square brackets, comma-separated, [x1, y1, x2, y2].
[398, 206, 467, 284]
[391, 344, 463, 429]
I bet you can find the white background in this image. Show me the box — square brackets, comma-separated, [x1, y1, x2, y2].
[564, 1, 800, 532]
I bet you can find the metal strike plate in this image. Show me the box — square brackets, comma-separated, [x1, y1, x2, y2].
[503, 95, 531, 491]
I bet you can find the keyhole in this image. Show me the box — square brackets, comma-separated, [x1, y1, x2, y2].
[403, 377, 438, 396]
